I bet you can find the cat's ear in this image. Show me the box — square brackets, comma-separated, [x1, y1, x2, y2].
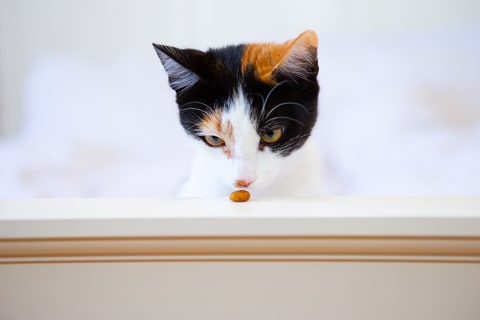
[153, 43, 204, 93]
[272, 30, 319, 82]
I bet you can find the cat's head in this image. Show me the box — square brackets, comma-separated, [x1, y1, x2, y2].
[153, 30, 319, 194]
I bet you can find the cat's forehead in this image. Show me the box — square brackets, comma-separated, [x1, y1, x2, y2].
[199, 90, 253, 134]
[196, 90, 260, 159]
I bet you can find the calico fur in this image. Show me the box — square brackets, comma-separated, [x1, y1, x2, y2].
[153, 30, 322, 197]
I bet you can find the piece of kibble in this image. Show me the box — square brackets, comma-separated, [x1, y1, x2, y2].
[229, 190, 250, 202]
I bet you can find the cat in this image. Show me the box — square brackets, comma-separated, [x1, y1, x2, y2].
[153, 30, 322, 198]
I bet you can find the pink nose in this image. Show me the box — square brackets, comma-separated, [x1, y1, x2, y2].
[234, 179, 253, 188]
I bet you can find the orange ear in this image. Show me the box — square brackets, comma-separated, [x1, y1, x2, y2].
[242, 30, 318, 83]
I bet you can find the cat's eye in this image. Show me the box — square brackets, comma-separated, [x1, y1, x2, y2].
[261, 128, 283, 144]
[203, 135, 225, 147]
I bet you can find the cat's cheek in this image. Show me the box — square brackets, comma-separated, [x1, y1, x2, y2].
[242, 150, 282, 192]
[221, 146, 232, 159]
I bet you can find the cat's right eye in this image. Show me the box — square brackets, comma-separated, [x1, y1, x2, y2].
[261, 128, 283, 144]
[203, 135, 225, 147]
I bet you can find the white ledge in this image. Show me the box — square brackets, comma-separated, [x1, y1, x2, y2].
[1, 197, 480, 237]
[1, 197, 480, 264]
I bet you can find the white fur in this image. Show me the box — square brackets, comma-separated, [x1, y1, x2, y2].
[178, 92, 322, 198]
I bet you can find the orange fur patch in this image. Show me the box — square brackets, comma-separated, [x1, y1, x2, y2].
[241, 30, 318, 83]
[200, 109, 223, 133]
[222, 120, 234, 158]
[200, 111, 235, 159]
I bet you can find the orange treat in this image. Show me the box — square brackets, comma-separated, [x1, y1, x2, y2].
[229, 190, 250, 202]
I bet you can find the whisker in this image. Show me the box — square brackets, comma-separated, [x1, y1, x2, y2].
[260, 80, 287, 119]
[179, 101, 215, 114]
[179, 107, 210, 115]
[184, 124, 199, 132]
[265, 101, 309, 119]
[251, 92, 265, 107]
[265, 116, 304, 126]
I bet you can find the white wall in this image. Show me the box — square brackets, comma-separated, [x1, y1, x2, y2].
[1, 0, 480, 135]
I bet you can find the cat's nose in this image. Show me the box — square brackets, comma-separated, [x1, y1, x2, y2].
[234, 179, 254, 188]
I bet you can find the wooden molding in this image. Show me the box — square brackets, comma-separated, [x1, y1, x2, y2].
[2, 198, 480, 264]
[2, 235, 480, 264]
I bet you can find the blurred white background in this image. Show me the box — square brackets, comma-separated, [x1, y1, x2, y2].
[0, 0, 479, 197]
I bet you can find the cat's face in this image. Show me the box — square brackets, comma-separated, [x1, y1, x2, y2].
[154, 30, 319, 194]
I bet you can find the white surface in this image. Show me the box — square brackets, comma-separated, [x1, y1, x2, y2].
[2, 197, 480, 219]
[1, 197, 479, 238]
[1, 25, 480, 198]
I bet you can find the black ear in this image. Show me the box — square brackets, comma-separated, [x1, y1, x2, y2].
[153, 43, 205, 93]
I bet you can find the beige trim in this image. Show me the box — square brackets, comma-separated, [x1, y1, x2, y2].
[2, 235, 480, 264]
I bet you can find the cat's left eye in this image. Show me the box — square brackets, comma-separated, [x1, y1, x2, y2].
[261, 128, 283, 144]
[203, 135, 225, 147]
